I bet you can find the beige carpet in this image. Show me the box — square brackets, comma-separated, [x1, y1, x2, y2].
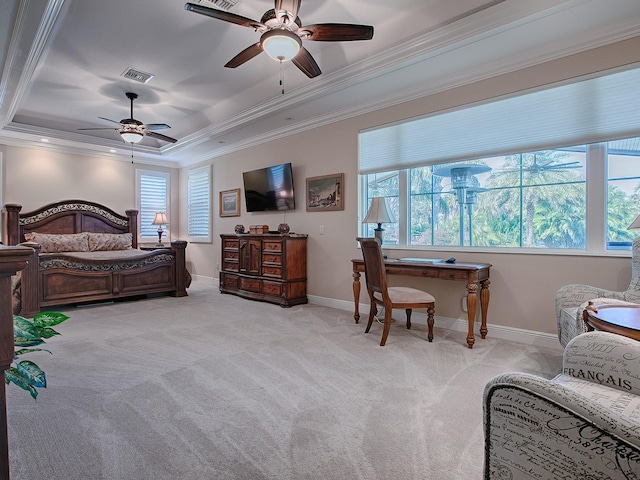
[7, 278, 562, 479]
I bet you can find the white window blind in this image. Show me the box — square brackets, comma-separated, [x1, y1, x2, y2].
[188, 165, 211, 242]
[136, 170, 169, 241]
[359, 66, 640, 174]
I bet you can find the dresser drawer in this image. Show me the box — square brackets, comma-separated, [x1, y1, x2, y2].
[240, 277, 261, 293]
[221, 273, 239, 288]
[263, 281, 281, 296]
[263, 241, 282, 252]
[263, 253, 281, 264]
[262, 266, 282, 277]
[224, 251, 239, 260]
[223, 239, 239, 249]
[223, 260, 239, 272]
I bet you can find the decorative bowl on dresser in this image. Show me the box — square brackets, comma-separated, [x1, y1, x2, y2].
[220, 233, 308, 307]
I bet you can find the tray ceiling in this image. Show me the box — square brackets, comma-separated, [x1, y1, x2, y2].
[1, 0, 640, 167]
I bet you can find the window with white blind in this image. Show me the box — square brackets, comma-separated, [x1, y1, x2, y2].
[359, 66, 640, 255]
[136, 170, 170, 243]
[188, 165, 211, 243]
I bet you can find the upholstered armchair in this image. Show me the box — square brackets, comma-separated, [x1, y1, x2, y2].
[555, 237, 640, 346]
[483, 331, 640, 479]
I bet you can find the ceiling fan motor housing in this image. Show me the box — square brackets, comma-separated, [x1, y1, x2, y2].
[261, 8, 302, 29]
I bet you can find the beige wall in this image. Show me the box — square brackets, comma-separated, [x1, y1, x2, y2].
[4, 37, 640, 338]
[1, 145, 179, 238]
[182, 36, 640, 336]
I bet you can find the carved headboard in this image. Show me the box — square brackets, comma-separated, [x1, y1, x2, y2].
[2, 200, 139, 248]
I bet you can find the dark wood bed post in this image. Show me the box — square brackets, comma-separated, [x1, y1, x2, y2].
[171, 240, 188, 297]
[16, 243, 40, 318]
[125, 209, 139, 249]
[2, 205, 22, 246]
[0, 245, 34, 480]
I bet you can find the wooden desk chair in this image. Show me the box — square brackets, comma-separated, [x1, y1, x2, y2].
[357, 237, 436, 346]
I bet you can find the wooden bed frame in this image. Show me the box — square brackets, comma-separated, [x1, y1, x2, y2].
[2, 200, 188, 317]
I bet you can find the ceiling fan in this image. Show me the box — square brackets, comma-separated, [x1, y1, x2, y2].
[78, 92, 177, 144]
[184, 0, 374, 78]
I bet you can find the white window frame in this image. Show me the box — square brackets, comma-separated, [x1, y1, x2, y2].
[188, 164, 212, 243]
[359, 142, 637, 257]
[136, 169, 170, 244]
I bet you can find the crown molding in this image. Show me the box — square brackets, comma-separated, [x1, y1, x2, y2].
[0, 0, 66, 127]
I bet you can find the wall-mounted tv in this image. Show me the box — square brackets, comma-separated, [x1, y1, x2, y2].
[242, 162, 295, 212]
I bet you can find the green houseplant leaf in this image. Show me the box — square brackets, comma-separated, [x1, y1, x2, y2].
[5, 311, 70, 398]
[5, 367, 38, 399]
[33, 312, 69, 328]
[15, 360, 46, 388]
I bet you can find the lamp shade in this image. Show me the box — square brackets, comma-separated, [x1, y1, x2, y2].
[120, 131, 143, 144]
[363, 197, 394, 225]
[152, 212, 168, 225]
[261, 29, 301, 62]
[628, 214, 640, 230]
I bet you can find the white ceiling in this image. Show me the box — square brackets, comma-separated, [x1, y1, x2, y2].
[1, 0, 640, 167]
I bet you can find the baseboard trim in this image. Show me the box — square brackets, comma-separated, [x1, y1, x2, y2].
[189, 281, 561, 350]
[307, 294, 562, 351]
[192, 274, 217, 285]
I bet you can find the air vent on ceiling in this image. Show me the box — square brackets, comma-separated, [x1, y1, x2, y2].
[121, 67, 154, 84]
[193, 0, 242, 11]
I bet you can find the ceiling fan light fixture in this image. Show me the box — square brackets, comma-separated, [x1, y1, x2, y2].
[261, 29, 301, 62]
[120, 131, 143, 144]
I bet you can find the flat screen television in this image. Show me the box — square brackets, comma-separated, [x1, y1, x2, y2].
[242, 162, 295, 212]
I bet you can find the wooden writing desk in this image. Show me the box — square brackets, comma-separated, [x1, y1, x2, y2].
[351, 258, 491, 348]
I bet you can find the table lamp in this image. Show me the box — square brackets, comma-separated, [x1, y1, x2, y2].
[363, 197, 394, 254]
[628, 214, 640, 230]
[152, 212, 168, 246]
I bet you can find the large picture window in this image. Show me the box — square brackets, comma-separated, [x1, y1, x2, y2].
[361, 139, 640, 253]
[359, 67, 640, 254]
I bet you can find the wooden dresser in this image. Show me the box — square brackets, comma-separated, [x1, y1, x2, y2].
[220, 233, 308, 307]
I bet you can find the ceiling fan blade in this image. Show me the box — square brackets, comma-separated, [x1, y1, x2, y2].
[225, 43, 263, 68]
[552, 161, 581, 167]
[299, 23, 374, 41]
[78, 127, 119, 131]
[292, 47, 321, 78]
[145, 123, 171, 131]
[97, 117, 123, 125]
[184, 3, 264, 29]
[545, 164, 582, 169]
[146, 131, 178, 144]
[274, 0, 301, 23]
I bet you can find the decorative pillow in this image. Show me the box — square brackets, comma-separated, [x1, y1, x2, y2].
[23, 232, 90, 253]
[87, 232, 133, 251]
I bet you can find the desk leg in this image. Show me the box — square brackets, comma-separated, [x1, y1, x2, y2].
[465, 282, 478, 349]
[352, 271, 361, 324]
[480, 279, 490, 339]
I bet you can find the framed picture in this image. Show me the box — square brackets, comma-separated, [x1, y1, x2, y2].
[306, 173, 344, 212]
[219, 188, 241, 217]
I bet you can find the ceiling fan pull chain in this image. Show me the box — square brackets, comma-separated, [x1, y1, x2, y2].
[280, 61, 285, 95]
